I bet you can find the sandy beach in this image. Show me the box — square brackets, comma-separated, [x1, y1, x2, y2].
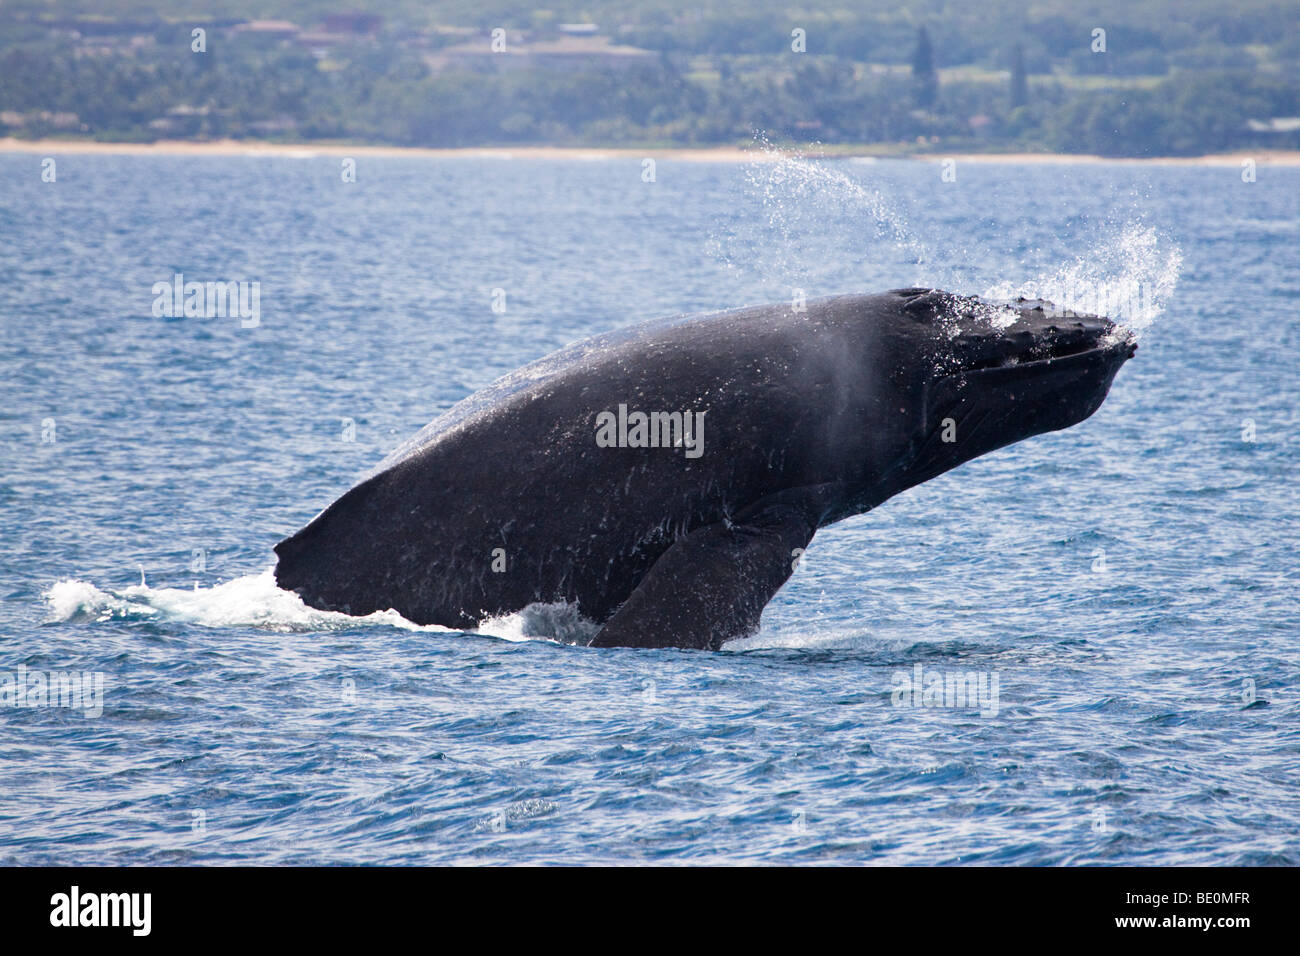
[3, 137, 1298, 165]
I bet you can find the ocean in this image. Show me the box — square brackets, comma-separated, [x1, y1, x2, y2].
[0, 149, 1296, 864]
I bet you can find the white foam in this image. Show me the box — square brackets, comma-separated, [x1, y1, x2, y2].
[476, 601, 600, 646]
[44, 578, 152, 623]
[41, 569, 561, 642]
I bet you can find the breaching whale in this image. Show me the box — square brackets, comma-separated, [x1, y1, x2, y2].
[274, 289, 1135, 650]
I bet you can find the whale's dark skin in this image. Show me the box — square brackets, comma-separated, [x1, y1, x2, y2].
[274, 288, 1135, 650]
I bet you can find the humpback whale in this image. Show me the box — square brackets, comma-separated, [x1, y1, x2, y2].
[274, 288, 1135, 650]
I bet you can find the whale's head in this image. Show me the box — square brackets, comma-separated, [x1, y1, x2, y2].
[885, 289, 1136, 489]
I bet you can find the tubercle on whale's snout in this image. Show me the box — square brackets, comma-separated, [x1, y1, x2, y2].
[1032, 315, 1138, 368]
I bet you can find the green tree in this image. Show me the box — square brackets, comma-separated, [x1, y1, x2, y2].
[1010, 43, 1028, 108]
[911, 26, 937, 108]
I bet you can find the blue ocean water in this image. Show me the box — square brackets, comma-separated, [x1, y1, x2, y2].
[0, 150, 1296, 865]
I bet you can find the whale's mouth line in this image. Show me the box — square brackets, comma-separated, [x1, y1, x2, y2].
[957, 333, 1136, 376]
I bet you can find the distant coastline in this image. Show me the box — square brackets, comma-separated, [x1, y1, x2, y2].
[4, 137, 1299, 165]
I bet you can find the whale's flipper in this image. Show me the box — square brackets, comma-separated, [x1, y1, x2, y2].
[589, 497, 817, 651]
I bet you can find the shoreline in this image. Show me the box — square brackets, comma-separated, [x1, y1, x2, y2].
[3, 137, 1298, 165]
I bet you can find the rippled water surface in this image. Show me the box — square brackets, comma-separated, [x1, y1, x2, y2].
[0, 152, 1296, 864]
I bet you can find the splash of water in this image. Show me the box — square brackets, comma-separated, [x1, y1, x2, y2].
[982, 223, 1182, 337]
[42, 571, 580, 644]
[477, 601, 599, 646]
[716, 139, 1181, 338]
[708, 136, 927, 294]
[747, 137, 926, 264]
[44, 571, 441, 632]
